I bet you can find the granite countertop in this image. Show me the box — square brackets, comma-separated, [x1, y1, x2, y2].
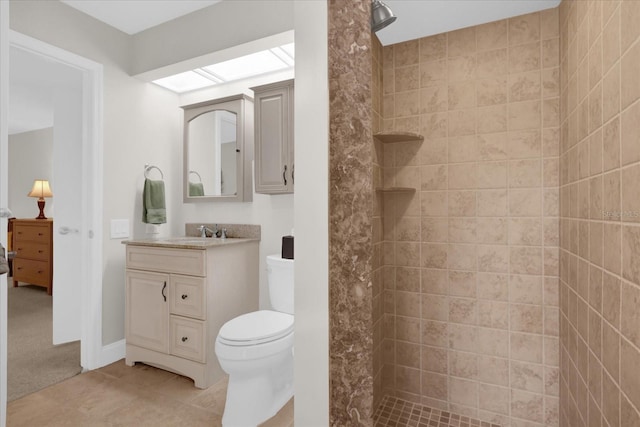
[122, 237, 260, 250]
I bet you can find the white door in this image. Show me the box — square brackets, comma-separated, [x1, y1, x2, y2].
[52, 79, 83, 344]
[0, 3, 9, 426]
[0, 27, 103, 425]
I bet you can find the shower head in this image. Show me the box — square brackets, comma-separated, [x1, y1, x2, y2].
[371, 0, 396, 32]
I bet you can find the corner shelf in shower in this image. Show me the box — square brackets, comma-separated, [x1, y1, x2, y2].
[375, 187, 416, 194]
[373, 131, 424, 144]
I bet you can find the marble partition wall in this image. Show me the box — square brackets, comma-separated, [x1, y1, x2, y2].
[328, 0, 375, 425]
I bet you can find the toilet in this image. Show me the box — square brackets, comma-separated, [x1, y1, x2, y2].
[215, 254, 294, 427]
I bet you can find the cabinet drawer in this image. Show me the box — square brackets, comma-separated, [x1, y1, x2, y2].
[170, 275, 206, 320]
[126, 246, 206, 276]
[13, 258, 51, 286]
[170, 316, 206, 363]
[14, 243, 50, 261]
[14, 224, 50, 243]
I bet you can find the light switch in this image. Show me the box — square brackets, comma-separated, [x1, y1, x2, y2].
[110, 219, 129, 239]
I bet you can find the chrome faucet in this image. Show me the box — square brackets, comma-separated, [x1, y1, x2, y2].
[197, 225, 215, 238]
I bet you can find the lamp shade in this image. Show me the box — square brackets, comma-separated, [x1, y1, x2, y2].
[28, 180, 53, 199]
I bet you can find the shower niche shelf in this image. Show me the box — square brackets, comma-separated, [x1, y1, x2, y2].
[374, 131, 424, 144]
[375, 187, 416, 194]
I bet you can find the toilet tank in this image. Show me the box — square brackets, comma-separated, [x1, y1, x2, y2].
[266, 254, 294, 314]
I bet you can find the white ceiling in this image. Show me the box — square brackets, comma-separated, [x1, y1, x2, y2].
[60, 0, 561, 45]
[376, 0, 561, 45]
[11, 0, 562, 135]
[60, 0, 221, 35]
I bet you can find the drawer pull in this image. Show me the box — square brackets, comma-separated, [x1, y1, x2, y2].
[162, 281, 167, 302]
[181, 294, 188, 300]
[181, 336, 188, 342]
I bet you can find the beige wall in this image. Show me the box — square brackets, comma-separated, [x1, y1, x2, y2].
[292, 0, 330, 423]
[380, 9, 560, 425]
[559, 0, 640, 425]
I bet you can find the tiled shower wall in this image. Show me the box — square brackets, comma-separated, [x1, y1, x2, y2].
[380, 10, 561, 426]
[559, 0, 640, 425]
[373, 33, 385, 411]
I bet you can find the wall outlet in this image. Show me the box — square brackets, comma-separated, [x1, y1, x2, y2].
[110, 219, 129, 239]
[145, 224, 160, 234]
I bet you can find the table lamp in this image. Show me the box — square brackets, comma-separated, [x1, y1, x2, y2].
[28, 180, 53, 219]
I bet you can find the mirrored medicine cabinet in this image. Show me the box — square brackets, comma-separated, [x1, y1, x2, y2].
[182, 94, 254, 203]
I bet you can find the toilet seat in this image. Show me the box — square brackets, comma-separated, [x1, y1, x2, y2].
[217, 310, 294, 346]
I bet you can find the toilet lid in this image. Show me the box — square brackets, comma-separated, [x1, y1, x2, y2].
[218, 310, 294, 345]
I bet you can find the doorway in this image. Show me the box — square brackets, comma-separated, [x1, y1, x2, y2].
[0, 29, 104, 412]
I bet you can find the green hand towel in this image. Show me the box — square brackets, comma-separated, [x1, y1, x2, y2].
[189, 182, 205, 197]
[143, 178, 166, 224]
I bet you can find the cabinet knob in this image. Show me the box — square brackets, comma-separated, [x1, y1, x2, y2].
[181, 294, 188, 300]
[181, 337, 188, 342]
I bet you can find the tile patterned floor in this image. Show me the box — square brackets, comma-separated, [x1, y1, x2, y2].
[373, 396, 501, 427]
[7, 359, 293, 427]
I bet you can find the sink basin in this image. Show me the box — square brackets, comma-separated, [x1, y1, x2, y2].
[160, 236, 241, 245]
[123, 235, 253, 249]
[162, 237, 212, 244]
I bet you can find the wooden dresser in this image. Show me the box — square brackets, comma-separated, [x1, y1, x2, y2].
[12, 219, 53, 295]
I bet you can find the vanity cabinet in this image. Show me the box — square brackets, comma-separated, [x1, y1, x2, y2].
[252, 79, 294, 194]
[125, 241, 258, 388]
[12, 218, 53, 295]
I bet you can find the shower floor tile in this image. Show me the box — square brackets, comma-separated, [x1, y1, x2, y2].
[373, 395, 501, 427]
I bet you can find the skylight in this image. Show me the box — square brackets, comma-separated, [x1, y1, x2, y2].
[153, 43, 294, 94]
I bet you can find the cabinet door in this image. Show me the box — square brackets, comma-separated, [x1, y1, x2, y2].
[126, 270, 169, 353]
[287, 84, 295, 193]
[254, 87, 291, 194]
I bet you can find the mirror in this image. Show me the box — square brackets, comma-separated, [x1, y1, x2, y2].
[182, 94, 253, 203]
[188, 110, 237, 196]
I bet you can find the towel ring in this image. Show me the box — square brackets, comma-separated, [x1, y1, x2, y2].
[144, 164, 164, 180]
[189, 170, 202, 182]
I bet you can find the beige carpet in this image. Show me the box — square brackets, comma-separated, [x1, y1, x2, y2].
[7, 280, 81, 401]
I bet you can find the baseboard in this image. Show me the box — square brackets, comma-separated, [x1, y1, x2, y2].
[97, 339, 125, 368]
